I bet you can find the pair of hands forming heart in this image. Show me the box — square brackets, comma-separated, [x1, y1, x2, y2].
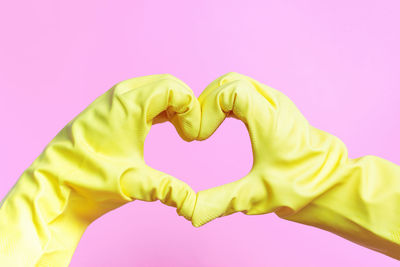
[1, 72, 400, 266]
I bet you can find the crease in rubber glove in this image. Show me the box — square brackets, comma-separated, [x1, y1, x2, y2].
[0, 74, 201, 267]
[168, 89, 200, 142]
[191, 72, 400, 261]
[176, 186, 197, 221]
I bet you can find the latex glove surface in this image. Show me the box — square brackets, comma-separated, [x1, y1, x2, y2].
[0, 74, 200, 267]
[190, 72, 400, 260]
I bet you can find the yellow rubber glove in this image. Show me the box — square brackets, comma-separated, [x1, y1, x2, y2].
[0, 74, 200, 267]
[191, 72, 400, 260]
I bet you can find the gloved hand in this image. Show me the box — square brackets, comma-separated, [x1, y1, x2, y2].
[0, 74, 200, 267]
[189, 72, 400, 260]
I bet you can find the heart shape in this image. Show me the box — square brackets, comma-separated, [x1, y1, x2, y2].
[139, 71, 307, 227]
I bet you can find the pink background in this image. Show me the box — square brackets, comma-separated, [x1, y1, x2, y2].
[1, 0, 399, 266]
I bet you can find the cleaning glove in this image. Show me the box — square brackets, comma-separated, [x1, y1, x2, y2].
[0, 74, 200, 267]
[190, 72, 400, 260]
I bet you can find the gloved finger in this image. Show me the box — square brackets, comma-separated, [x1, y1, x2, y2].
[197, 73, 276, 158]
[191, 172, 270, 227]
[115, 74, 201, 141]
[119, 165, 197, 221]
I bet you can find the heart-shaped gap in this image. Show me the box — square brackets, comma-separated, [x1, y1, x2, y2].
[144, 117, 253, 192]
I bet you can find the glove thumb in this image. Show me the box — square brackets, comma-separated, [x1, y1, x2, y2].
[120, 165, 197, 221]
[191, 174, 263, 227]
